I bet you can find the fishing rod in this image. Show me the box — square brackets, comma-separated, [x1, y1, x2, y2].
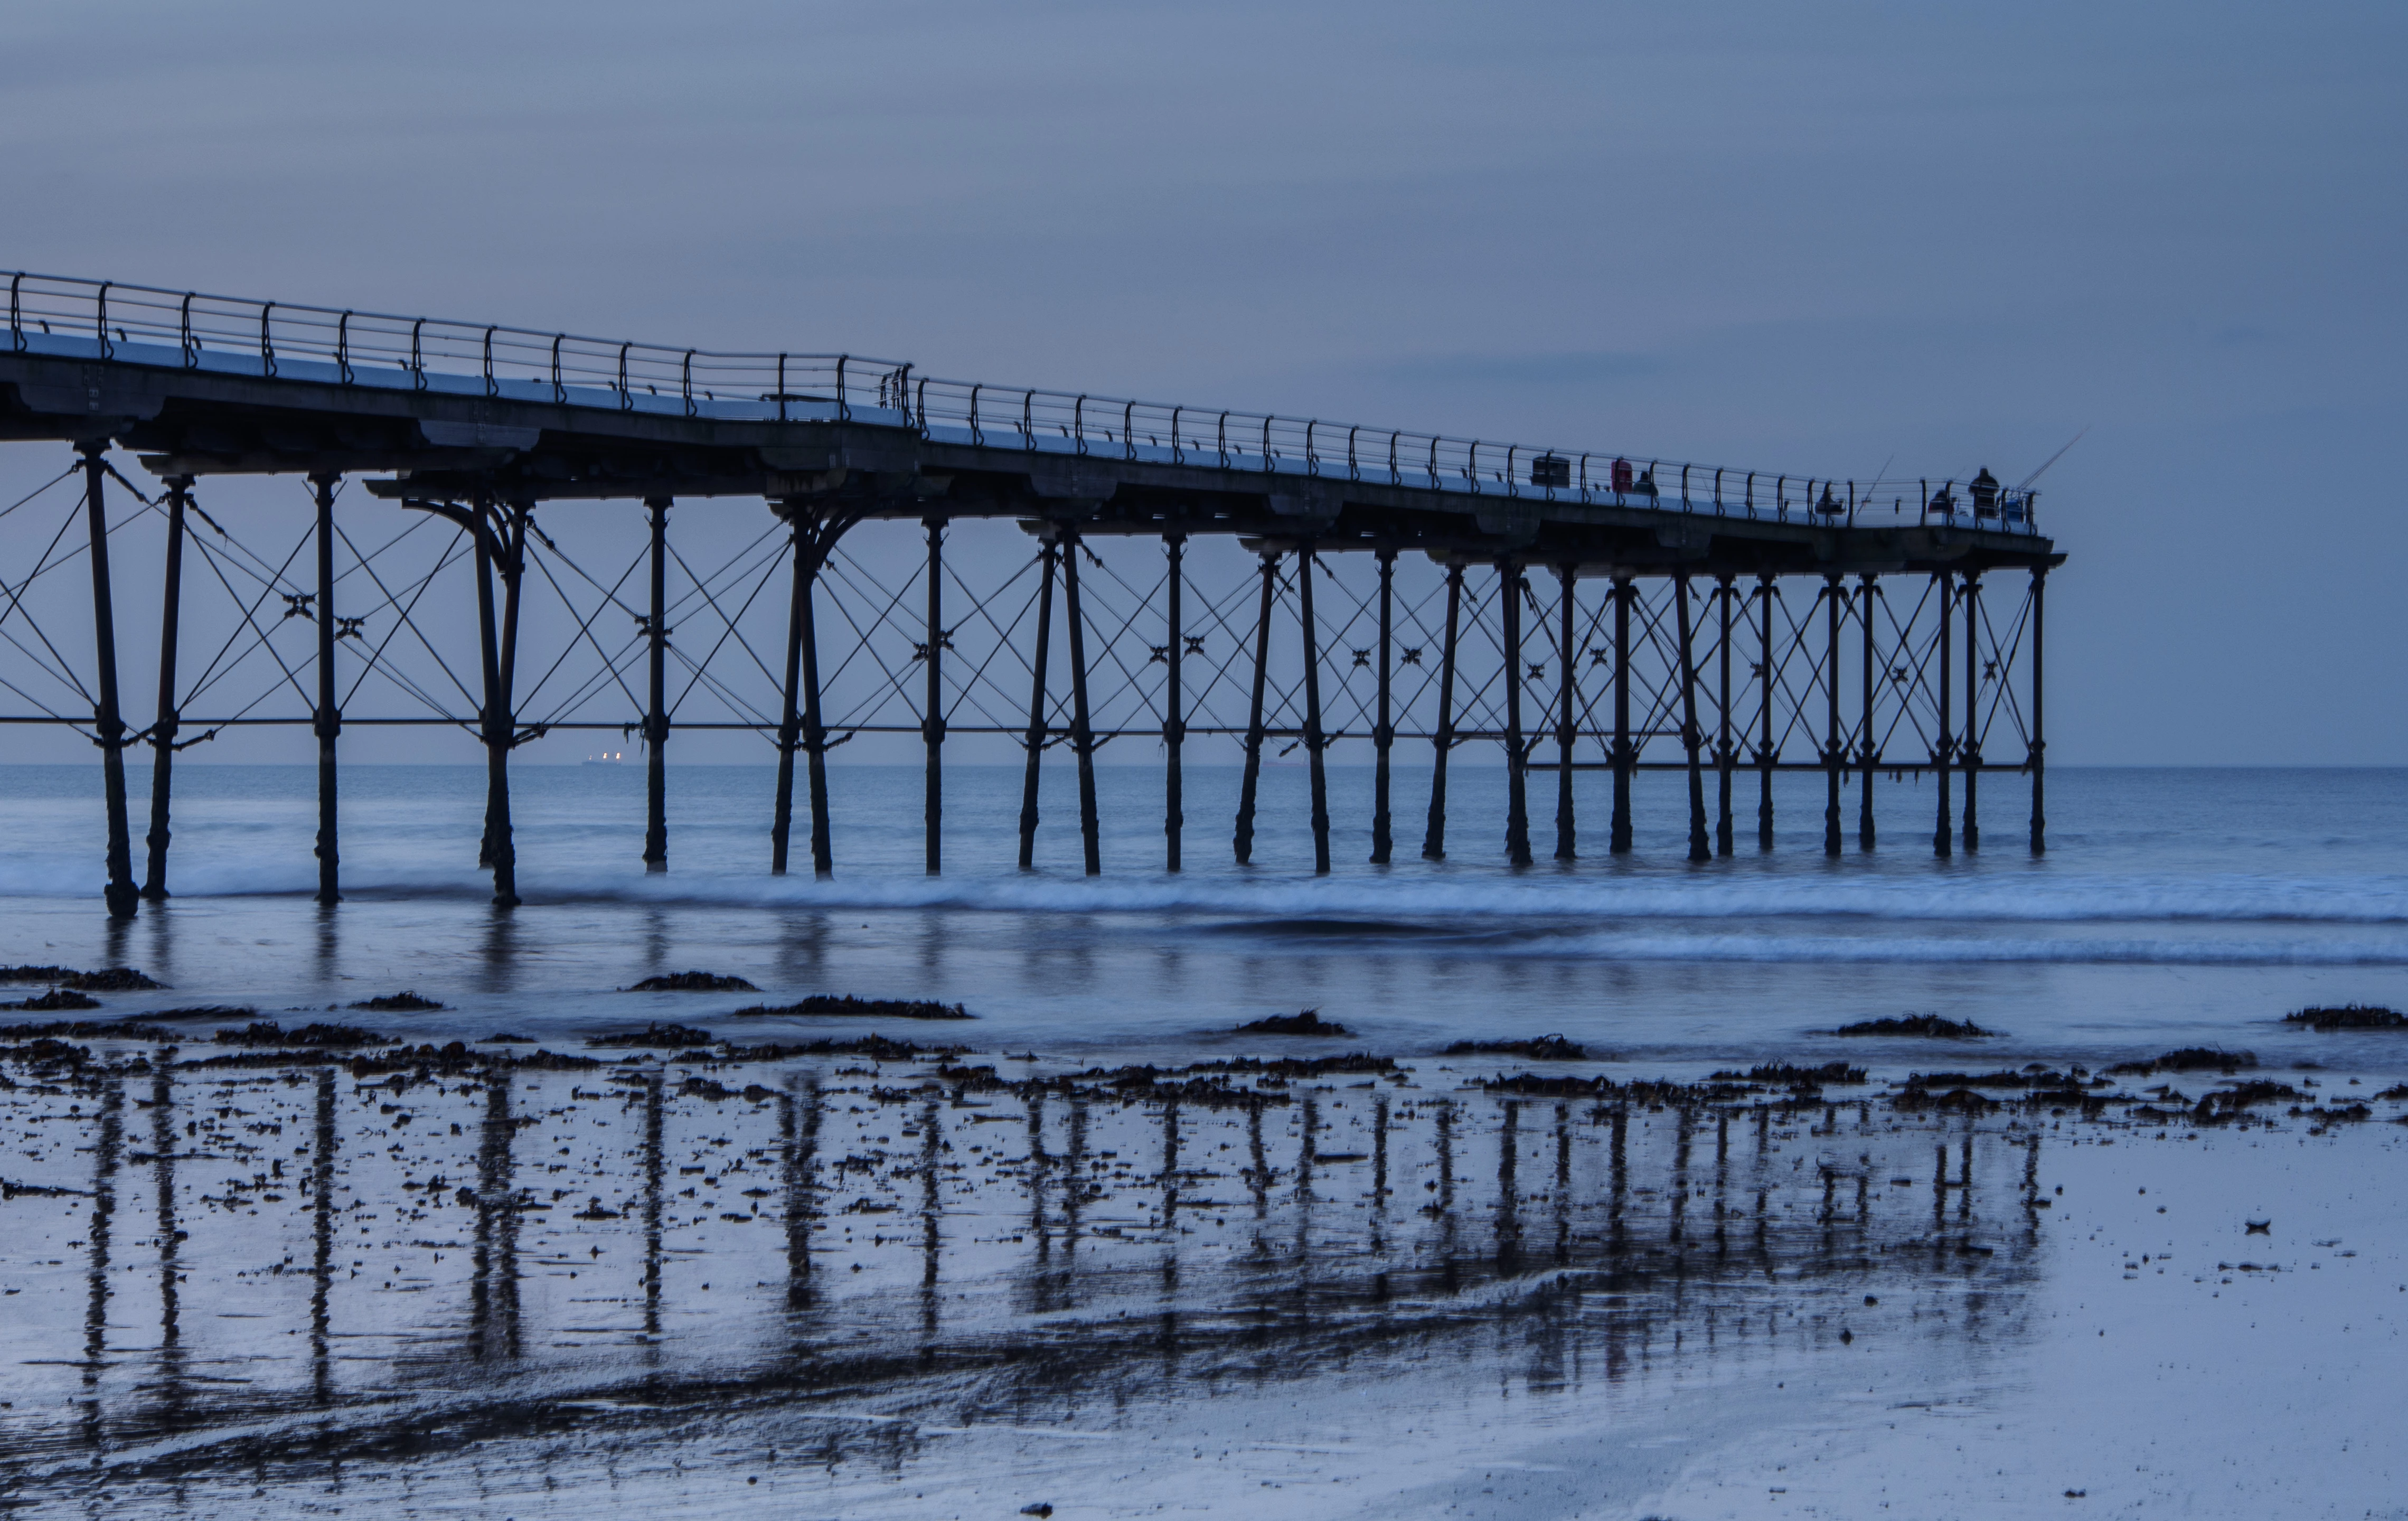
[2016, 426, 2090, 493]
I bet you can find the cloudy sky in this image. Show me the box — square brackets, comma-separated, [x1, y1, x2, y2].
[2, 1, 2400, 763]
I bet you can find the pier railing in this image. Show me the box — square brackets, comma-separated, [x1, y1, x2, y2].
[6, 270, 2039, 532]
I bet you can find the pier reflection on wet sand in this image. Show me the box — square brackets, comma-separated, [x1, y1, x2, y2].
[0, 1047, 2048, 1510]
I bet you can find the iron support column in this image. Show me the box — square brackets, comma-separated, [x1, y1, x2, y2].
[1164, 533, 1186, 872]
[1370, 548, 1396, 864]
[1421, 562, 1464, 860]
[475, 499, 501, 870]
[1234, 552, 1278, 866]
[1017, 541, 1058, 870]
[800, 527, 833, 879]
[642, 497, 669, 872]
[1501, 561, 1531, 867]
[1554, 564, 1577, 860]
[1756, 575, 1776, 849]
[1859, 572, 1877, 850]
[1823, 574, 1842, 857]
[1677, 571, 1708, 862]
[1932, 571, 1953, 858]
[1062, 534, 1101, 876]
[1715, 574, 1734, 856]
[923, 517, 946, 875]
[311, 471, 341, 906]
[80, 445, 137, 919]
[488, 503, 525, 905]
[468, 496, 514, 906]
[1298, 545, 1331, 874]
[1609, 577, 1633, 853]
[1961, 571, 1981, 852]
[2029, 567, 2046, 854]
[771, 505, 807, 875]
[140, 476, 191, 901]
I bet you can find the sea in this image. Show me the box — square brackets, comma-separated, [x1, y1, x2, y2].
[3, 761, 2404, 1518]
[3, 761, 2402, 1067]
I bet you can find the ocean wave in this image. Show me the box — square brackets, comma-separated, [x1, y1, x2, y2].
[1519, 932, 2408, 966]
[7, 853, 2408, 933]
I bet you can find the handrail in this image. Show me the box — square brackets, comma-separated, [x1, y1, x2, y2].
[0, 268, 2043, 533]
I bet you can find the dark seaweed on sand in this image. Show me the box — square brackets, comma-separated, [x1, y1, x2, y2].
[0, 965, 163, 991]
[714, 1035, 955, 1063]
[1479, 1072, 1758, 1105]
[625, 971, 760, 993]
[1712, 1060, 1866, 1086]
[727, 993, 972, 1020]
[2282, 1004, 2407, 1031]
[588, 1022, 717, 1049]
[2, 989, 101, 1012]
[348, 992, 444, 1012]
[1893, 1086, 2002, 1113]
[2107, 1047, 2256, 1075]
[1187, 1053, 1396, 1077]
[343, 1043, 603, 1077]
[2191, 1079, 2305, 1122]
[1235, 1009, 1348, 1037]
[1445, 1035, 1586, 1060]
[1830, 1015, 1993, 1038]
[0, 1018, 181, 1043]
[215, 1021, 391, 1049]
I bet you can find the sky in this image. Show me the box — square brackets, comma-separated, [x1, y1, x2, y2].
[1, 0, 2402, 765]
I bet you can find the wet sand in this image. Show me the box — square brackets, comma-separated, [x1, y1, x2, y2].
[1, 1025, 2402, 1518]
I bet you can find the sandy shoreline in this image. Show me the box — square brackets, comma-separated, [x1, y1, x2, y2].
[2, 1016, 2401, 1518]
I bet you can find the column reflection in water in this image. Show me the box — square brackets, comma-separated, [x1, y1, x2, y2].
[309, 1068, 337, 1406]
[1369, 1094, 1389, 1261]
[1670, 1107, 1693, 1251]
[150, 1064, 185, 1429]
[642, 1071, 665, 1338]
[1493, 1099, 1521, 1272]
[1157, 1100, 1182, 1356]
[81, 1077, 123, 1451]
[782, 1077, 820, 1309]
[918, 1100, 941, 1341]
[0, 1057, 2080, 1488]
[1712, 1111, 1730, 1258]
[1552, 1103, 1572, 1265]
[1432, 1098, 1457, 1290]
[471, 1069, 521, 1359]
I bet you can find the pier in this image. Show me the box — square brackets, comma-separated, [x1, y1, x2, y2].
[0, 271, 2062, 914]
